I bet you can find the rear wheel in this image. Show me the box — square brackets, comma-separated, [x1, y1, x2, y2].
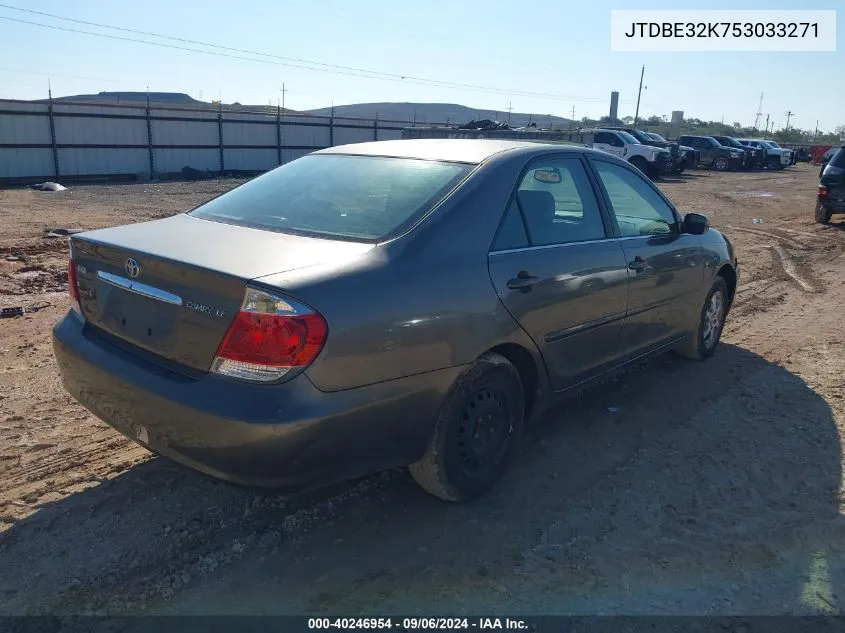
[409, 352, 524, 502]
[712, 156, 730, 171]
[815, 201, 832, 224]
[767, 156, 780, 170]
[675, 277, 728, 361]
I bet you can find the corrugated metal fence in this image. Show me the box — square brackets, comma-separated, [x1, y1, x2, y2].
[0, 99, 433, 183]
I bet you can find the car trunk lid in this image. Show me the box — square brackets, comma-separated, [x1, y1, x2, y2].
[71, 214, 373, 372]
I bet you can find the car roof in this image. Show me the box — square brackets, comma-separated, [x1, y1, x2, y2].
[315, 138, 587, 164]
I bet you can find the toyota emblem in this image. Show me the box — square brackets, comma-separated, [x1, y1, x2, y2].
[125, 258, 141, 278]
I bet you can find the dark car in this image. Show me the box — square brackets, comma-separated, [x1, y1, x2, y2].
[644, 132, 698, 171]
[53, 139, 739, 502]
[677, 135, 745, 171]
[602, 126, 683, 172]
[816, 145, 845, 224]
[711, 135, 762, 170]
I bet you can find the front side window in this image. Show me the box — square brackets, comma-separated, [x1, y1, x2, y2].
[190, 154, 472, 241]
[593, 160, 678, 237]
[514, 158, 606, 246]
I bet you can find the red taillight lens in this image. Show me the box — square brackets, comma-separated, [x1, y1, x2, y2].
[211, 287, 327, 383]
[68, 258, 83, 317]
[819, 185, 829, 197]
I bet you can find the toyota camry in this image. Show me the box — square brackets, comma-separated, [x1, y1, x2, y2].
[53, 139, 739, 501]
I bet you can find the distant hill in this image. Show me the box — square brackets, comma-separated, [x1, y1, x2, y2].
[40, 92, 205, 106]
[26, 93, 571, 127]
[303, 102, 572, 127]
[31, 92, 294, 113]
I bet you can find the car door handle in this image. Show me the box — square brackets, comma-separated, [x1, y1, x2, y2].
[507, 273, 539, 290]
[628, 257, 647, 272]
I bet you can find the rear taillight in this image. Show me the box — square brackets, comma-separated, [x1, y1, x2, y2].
[68, 258, 83, 318]
[211, 287, 328, 383]
[819, 185, 829, 197]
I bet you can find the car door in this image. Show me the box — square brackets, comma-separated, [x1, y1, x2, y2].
[593, 132, 626, 159]
[588, 158, 706, 358]
[488, 155, 629, 390]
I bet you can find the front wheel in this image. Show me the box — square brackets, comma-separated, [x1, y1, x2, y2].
[409, 352, 524, 502]
[629, 155, 650, 175]
[675, 277, 728, 361]
[712, 156, 730, 171]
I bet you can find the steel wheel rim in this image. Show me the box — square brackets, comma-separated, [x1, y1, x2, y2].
[456, 386, 513, 479]
[702, 290, 725, 349]
[714, 158, 728, 170]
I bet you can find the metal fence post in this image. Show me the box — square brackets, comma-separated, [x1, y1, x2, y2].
[47, 95, 60, 178]
[217, 102, 225, 175]
[276, 103, 282, 166]
[373, 113, 378, 141]
[146, 99, 156, 178]
[329, 105, 335, 147]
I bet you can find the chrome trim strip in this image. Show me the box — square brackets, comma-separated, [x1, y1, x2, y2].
[97, 271, 183, 306]
[489, 237, 615, 256]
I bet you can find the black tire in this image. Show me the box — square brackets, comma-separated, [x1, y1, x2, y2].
[675, 277, 728, 361]
[409, 352, 524, 502]
[767, 156, 780, 170]
[629, 156, 649, 175]
[815, 201, 832, 224]
[712, 156, 730, 171]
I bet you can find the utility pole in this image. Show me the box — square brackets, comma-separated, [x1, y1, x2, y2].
[764, 114, 770, 138]
[281, 83, 287, 113]
[570, 105, 575, 130]
[784, 110, 794, 131]
[753, 92, 764, 130]
[814, 120, 819, 141]
[633, 65, 645, 127]
[507, 102, 513, 125]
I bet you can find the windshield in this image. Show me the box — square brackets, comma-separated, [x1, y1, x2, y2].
[648, 133, 668, 142]
[190, 154, 472, 241]
[631, 130, 652, 143]
[767, 141, 782, 148]
[717, 137, 742, 148]
[617, 131, 640, 144]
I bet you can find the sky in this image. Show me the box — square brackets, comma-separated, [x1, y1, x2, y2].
[0, 0, 842, 131]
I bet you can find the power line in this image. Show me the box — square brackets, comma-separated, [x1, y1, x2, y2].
[0, 6, 626, 104]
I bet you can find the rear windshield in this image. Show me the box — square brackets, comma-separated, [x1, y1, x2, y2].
[190, 154, 473, 241]
[831, 147, 845, 168]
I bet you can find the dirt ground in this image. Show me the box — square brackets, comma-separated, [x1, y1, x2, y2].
[1, 165, 845, 617]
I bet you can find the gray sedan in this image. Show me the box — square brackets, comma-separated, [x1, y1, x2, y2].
[53, 139, 739, 502]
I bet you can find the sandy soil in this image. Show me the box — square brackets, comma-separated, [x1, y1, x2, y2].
[1, 165, 845, 617]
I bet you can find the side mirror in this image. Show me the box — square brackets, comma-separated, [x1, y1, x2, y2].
[683, 212, 710, 235]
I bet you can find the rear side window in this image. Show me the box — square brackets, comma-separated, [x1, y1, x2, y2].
[830, 147, 845, 168]
[190, 154, 472, 241]
[492, 201, 529, 251]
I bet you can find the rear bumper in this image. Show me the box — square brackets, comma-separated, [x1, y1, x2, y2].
[53, 313, 462, 489]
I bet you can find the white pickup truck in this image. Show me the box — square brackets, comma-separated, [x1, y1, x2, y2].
[737, 139, 792, 169]
[591, 128, 674, 178]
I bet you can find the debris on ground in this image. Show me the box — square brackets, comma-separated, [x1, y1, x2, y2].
[0, 303, 52, 318]
[29, 182, 68, 192]
[752, 218, 763, 224]
[181, 166, 213, 181]
[42, 228, 84, 238]
[458, 119, 510, 131]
